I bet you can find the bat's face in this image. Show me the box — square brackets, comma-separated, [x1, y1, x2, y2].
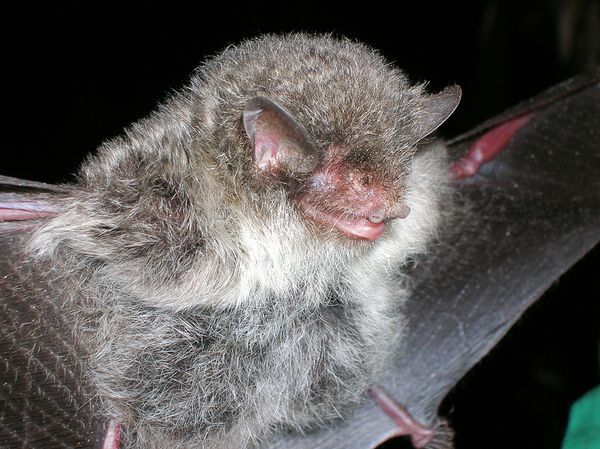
[243, 96, 413, 241]
[204, 35, 461, 242]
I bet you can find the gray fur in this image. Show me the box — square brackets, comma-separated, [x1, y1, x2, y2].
[26, 34, 453, 448]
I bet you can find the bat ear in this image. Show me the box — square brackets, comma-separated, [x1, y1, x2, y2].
[243, 96, 320, 175]
[414, 85, 462, 142]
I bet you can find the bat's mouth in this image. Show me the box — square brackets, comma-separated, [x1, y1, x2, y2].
[300, 202, 387, 241]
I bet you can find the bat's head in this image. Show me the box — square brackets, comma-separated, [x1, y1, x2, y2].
[196, 34, 460, 243]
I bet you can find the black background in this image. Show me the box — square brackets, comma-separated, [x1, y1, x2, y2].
[3, 3, 599, 449]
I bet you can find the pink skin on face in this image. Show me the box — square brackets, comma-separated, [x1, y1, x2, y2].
[299, 164, 408, 241]
[300, 200, 387, 241]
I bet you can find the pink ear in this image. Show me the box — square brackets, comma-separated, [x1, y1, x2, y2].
[243, 97, 320, 174]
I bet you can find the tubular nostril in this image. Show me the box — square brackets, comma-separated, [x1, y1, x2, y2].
[383, 204, 411, 220]
[368, 207, 386, 223]
[397, 204, 410, 219]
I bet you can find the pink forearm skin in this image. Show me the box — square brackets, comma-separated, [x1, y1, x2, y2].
[451, 113, 534, 180]
[102, 419, 122, 449]
[369, 387, 434, 448]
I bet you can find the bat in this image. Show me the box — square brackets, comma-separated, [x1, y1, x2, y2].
[1, 33, 598, 449]
[2, 33, 461, 449]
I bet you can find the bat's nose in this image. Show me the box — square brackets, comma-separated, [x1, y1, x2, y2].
[367, 203, 410, 223]
[368, 206, 386, 223]
[388, 203, 411, 220]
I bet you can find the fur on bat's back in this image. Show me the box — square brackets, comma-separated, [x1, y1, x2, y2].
[25, 34, 450, 448]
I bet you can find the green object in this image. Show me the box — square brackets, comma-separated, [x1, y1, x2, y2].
[562, 386, 600, 449]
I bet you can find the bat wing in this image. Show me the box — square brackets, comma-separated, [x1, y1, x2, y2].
[268, 71, 600, 448]
[0, 177, 105, 449]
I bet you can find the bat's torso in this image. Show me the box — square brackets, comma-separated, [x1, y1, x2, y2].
[86, 270, 403, 448]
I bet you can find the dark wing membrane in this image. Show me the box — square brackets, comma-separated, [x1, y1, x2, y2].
[0, 178, 104, 449]
[268, 73, 600, 448]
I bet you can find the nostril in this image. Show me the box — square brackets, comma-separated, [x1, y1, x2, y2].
[368, 207, 386, 223]
[387, 204, 411, 219]
[397, 204, 410, 219]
